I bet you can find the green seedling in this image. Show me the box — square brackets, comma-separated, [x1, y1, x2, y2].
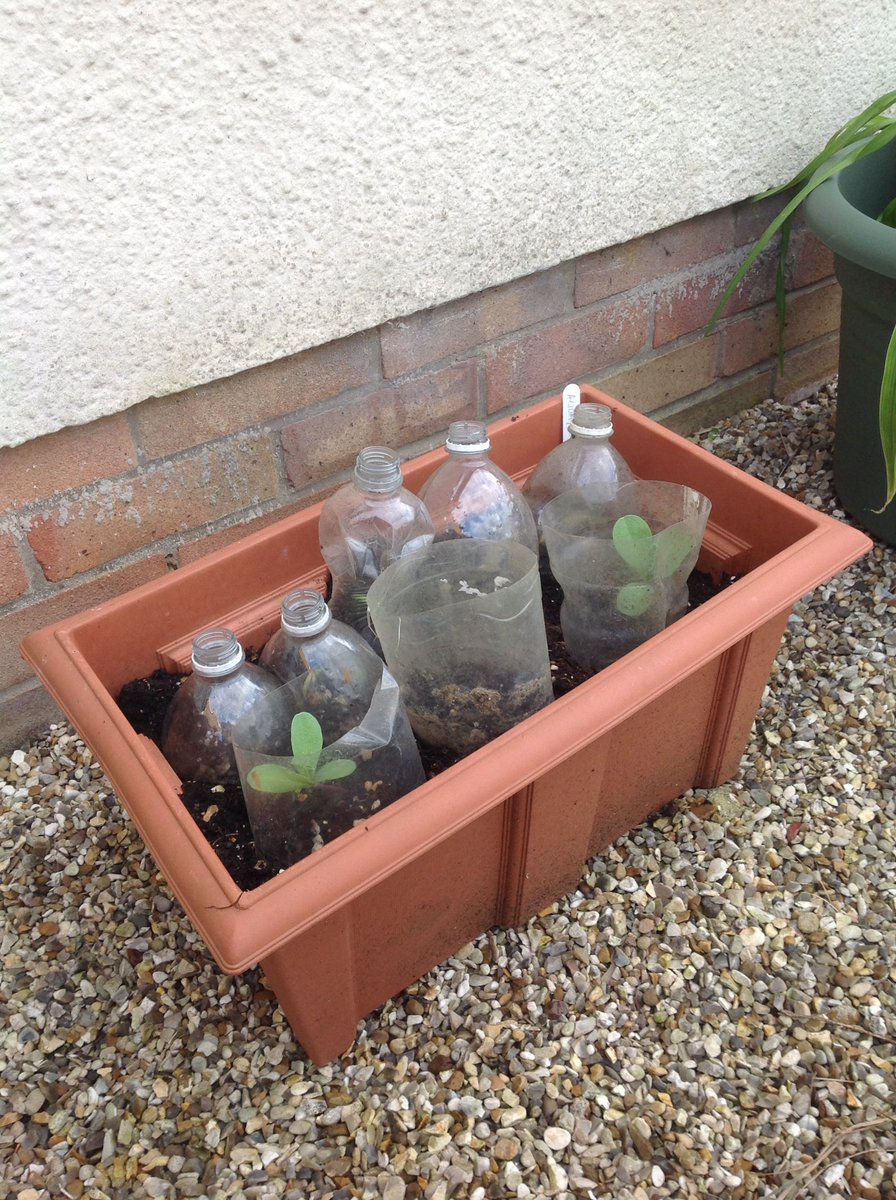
[612, 514, 656, 577]
[247, 711, 357, 794]
[612, 515, 697, 617]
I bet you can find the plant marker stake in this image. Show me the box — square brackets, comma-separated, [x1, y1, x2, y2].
[562, 383, 580, 442]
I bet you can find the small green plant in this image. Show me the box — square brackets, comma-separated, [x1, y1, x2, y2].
[246, 712, 357, 794]
[612, 515, 696, 616]
[708, 88, 896, 512]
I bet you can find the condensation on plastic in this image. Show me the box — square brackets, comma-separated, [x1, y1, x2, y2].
[419, 421, 539, 554]
[260, 590, 384, 743]
[161, 630, 290, 786]
[232, 666, 425, 871]
[522, 403, 635, 551]
[318, 452, 434, 652]
[366, 538, 553, 756]
[540, 481, 711, 675]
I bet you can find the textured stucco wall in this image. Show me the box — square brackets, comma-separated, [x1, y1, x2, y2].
[2, 1, 893, 447]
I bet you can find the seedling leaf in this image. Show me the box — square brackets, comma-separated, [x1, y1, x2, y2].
[616, 583, 656, 617]
[654, 526, 698, 578]
[247, 712, 358, 795]
[247, 763, 309, 793]
[315, 758, 358, 782]
[290, 710, 323, 768]
[612, 515, 656, 576]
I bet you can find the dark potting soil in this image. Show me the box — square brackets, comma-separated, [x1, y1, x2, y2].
[116, 568, 736, 892]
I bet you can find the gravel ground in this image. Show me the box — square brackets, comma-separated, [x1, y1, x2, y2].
[1, 384, 894, 1200]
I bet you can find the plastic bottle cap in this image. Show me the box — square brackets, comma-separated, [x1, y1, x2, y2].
[280, 589, 331, 637]
[568, 403, 614, 439]
[353, 446, 403, 493]
[445, 420, 491, 454]
[191, 628, 245, 677]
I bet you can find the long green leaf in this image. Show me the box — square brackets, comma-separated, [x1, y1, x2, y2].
[879, 196, 896, 228]
[775, 218, 792, 371]
[708, 124, 896, 333]
[873, 324, 896, 513]
[753, 91, 896, 200]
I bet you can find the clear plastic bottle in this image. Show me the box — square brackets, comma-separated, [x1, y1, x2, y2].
[319, 446, 434, 649]
[161, 627, 290, 785]
[259, 588, 384, 742]
[418, 420, 539, 554]
[522, 403, 635, 534]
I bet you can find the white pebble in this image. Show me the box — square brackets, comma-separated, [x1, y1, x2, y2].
[544, 1126, 571, 1150]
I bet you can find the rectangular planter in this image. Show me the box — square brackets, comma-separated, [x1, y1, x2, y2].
[20, 386, 871, 1065]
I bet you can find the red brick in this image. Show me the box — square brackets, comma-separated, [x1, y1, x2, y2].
[28, 434, 282, 582]
[774, 337, 839, 400]
[281, 363, 478, 492]
[734, 191, 791, 246]
[0, 533, 30, 605]
[721, 305, 779, 377]
[790, 227, 836, 289]
[722, 283, 842, 377]
[0, 557, 168, 690]
[658, 372, 776, 436]
[178, 503, 305, 566]
[595, 336, 720, 416]
[0, 679, 63, 753]
[733, 198, 836, 289]
[381, 266, 571, 378]
[484, 298, 651, 415]
[133, 333, 375, 458]
[785, 282, 842, 346]
[654, 248, 778, 347]
[574, 210, 734, 308]
[0, 414, 137, 512]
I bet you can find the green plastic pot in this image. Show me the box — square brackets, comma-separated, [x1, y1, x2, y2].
[804, 135, 896, 546]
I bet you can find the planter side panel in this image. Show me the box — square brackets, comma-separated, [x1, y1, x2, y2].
[260, 801, 511, 1065]
[695, 613, 792, 786]
[498, 741, 612, 927]
[586, 611, 790, 857]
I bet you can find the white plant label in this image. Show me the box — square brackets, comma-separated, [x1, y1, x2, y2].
[562, 383, 580, 442]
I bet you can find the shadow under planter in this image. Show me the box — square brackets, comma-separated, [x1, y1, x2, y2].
[20, 387, 872, 1065]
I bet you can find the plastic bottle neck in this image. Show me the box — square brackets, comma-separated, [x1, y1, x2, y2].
[280, 589, 332, 638]
[445, 420, 491, 456]
[567, 403, 614, 440]
[191, 628, 245, 678]
[353, 447, 403, 493]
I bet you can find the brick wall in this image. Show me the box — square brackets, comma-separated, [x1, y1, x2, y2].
[0, 199, 839, 751]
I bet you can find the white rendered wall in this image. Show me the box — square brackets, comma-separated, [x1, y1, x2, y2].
[2, 1, 893, 447]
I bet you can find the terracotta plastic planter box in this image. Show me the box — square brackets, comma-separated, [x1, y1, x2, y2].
[20, 386, 871, 1065]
